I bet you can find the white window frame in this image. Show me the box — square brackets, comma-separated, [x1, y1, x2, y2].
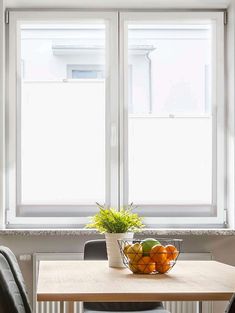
[119, 11, 225, 227]
[5, 10, 225, 228]
[6, 10, 119, 227]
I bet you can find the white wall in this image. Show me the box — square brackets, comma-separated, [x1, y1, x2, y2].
[0, 0, 5, 228]
[227, 0, 235, 229]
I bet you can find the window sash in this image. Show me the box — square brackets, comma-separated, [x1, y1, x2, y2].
[6, 11, 119, 221]
[119, 11, 225, 225]
[6, 10, 225, 227]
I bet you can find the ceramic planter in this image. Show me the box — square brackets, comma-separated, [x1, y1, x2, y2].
[105, 232, 134, 268]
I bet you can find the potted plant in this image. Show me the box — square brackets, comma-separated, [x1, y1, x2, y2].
[86, 203, 144, 268]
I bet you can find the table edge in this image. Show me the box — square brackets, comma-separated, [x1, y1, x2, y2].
[37, 292, 234, 302]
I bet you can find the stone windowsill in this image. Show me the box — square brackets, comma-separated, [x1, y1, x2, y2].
[0, 228, 234, 236]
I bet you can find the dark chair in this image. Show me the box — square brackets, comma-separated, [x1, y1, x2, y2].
[0, 246, 32, 313]
[0, 253, 26, 313]
[225, 294, 235, 313]
[83, 240, 170, 313]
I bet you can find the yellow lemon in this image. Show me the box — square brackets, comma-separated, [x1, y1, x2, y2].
[126, 243, 143, 262]
[128, 261, 139, 273]
[123, 244, 131, 257]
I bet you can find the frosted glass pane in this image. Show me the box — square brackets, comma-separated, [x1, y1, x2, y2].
[128, 118, 212, 204]
[21, 81, 105, 204]
[128, 23, 213, 204]
[20, 24, 106, 204]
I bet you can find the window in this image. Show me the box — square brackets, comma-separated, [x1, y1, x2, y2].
[67, 65, 105, 79]
[121, 12, 225, 226]
[6, 11, 225, 227]
[7, 11, 118, 226]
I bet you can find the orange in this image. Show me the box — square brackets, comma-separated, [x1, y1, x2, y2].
[165, 245, 179, 261]
[137, 256, 155, 274]
[150, 245, 167, 263]
[155, 262, 171, 274]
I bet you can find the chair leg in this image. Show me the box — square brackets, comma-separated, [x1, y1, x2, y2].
[60, 301, 64, 313]
[197, 301, 203, 313]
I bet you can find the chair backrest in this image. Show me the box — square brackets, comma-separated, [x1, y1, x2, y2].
[225, 294, 235, 313]
[83, 240, 163, 312]
[84, 239, 108, 260]
[0, 246, 32, 313]
[0, 253, 26, 313]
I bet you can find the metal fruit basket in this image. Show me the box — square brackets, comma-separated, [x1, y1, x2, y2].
[118, 238, 182, 274]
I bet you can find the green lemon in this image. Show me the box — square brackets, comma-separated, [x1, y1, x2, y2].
[141, 238, 160, 255]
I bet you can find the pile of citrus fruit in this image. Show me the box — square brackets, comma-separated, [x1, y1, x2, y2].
[122, 238, 179, 274]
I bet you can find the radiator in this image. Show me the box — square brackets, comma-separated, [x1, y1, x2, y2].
[36, 301, 212, 313]
[34, 252, 212, 313]
[37, 301, 82, 313]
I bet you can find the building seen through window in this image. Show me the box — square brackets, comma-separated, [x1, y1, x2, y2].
[21, 24, 210, 116]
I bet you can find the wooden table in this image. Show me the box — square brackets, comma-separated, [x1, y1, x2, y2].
[37, 260, 235, 303]
[37, 260, 235, 302]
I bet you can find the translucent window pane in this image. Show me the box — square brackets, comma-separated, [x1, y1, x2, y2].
[128, 24, 213, 205]
[20, 23, 106, 204]
[128, 24, 212, 116]
[129, 118, 212, 204]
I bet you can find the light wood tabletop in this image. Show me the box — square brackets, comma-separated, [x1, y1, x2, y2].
[37, 260, 235, 302]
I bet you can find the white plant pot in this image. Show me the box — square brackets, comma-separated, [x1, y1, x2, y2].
[105, 232, 134, 268]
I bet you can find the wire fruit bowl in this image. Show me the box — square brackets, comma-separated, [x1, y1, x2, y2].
[118, 238, 182, 274]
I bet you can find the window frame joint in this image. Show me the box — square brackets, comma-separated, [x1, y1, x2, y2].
[224, 11, 228, 25]
[5, 10, 9, 24]
[223, 208, 228, 226]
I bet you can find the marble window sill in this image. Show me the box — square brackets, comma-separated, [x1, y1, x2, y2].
[0, 228, 234, 236]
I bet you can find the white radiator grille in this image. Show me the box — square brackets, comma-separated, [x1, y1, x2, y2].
[164, 301, 212, 313]
[37, 301, 82, 313]
[34, 252, 212, 313]
[36, 301, 212, 313]
[164, 301, 197, 313]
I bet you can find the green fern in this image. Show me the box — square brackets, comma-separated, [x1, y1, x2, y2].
[86, 203, 145, 233]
